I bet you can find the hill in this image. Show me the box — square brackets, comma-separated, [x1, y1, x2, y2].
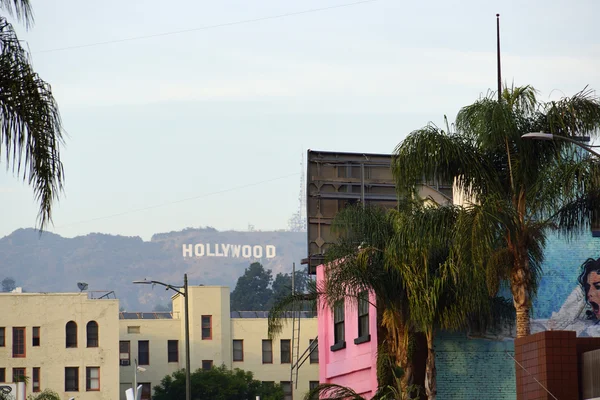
[0, 227, 306, 311]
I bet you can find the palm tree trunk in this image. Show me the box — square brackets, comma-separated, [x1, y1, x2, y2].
[511, 255, 531, 338]
[424, 329, 436, 400]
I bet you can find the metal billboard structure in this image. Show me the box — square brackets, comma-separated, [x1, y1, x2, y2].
[303, 150, 452, 274]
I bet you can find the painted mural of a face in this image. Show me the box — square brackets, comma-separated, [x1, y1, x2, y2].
[578, 258, 600, 320]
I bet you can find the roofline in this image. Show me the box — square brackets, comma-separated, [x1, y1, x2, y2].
[307, 149, 392, 158]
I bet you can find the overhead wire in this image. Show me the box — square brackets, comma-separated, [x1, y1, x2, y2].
[36, 0, 379, 54]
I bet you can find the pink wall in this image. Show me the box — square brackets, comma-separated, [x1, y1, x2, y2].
[317, 263, 379, 399]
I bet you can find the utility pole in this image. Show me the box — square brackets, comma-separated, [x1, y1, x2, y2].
[496, 13, 502, 101]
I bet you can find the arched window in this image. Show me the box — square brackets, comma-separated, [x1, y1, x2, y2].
[87, 321, 99, 347]
[66, 321, 77, 348]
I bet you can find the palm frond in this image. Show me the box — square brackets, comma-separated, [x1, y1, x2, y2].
[0, 17, 64, 229]
[267, 280, 319, 339]
[543, 86, 600, 137]
[0, 0, 33, 26]
[303, 383, 365, 400]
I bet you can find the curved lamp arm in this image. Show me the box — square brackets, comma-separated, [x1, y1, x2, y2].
[132, 279, 185, 296]
[522, 132, 600, 158]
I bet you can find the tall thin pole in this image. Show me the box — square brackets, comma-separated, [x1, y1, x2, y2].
[496, 13, 502, 101]
[184, 273, 191, 400]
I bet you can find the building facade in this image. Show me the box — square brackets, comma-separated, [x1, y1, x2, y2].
[0, 292, 120, 400]
[118, 286, 319, 400]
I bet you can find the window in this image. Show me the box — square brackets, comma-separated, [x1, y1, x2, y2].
[127, 326, 140, 334]
[309, 339, 319, 364]
[87, 321, 99, 347]
[281, 381, 292, 400]
[12, 327, 25, 357]
[0, 368, 5, 382]
[140, 383, 151, 400]
[13, 368, 26, 383]
[262, 340, 273, 364]
[201, 315, 212, 339]
[355, 291, 370, 344]
[66, 321, 77, 348]
[33, 367, 40, 392]
[232, 340, 243, 362]
[32, 327, 40, 347]
[0, 327, 5, 346]
[138, 340, 149, 365]
[332, 300, 345, 351]
[65, 367, 79, 391]
[119, 341, 131, 365]
[201, 360, 213, 370]
[86, 367, 100, 391]
[167, 340, 178, 362]
[280, 339, 291, 364]
[309, 381, 320, 400]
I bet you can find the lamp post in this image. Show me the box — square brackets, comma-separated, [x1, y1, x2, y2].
[133, 274, 191, 400]
[521, 132, 600, 157]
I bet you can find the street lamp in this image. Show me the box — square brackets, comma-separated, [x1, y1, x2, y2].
[133, 274, 191, 400]
[522, 132, 600, 157]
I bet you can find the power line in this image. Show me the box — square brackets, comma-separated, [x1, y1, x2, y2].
[36, 0, 379, 54]
[51, 172, 300, 230]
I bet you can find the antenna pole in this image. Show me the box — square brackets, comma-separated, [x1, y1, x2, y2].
[496, 13, 502, 101]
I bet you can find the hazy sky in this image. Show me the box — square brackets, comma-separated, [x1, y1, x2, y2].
[1, 0, 599, 240]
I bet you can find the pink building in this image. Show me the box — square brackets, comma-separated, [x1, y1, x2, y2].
[316, 263, 379, 398]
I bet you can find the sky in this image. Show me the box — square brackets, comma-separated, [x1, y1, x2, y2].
[1, 0, 599, 240]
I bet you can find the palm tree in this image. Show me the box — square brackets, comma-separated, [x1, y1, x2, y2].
[392, 86, 600, 338]
[1, 0, 65, 229]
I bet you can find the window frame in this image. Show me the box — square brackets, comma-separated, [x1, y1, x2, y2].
[12, 368, 26, 384]
[140, 382, 151, 400]
[355, 291, 371, 344]
[86, 367, 100, 391]
[12, 327, 26, 358]
[66, 321, 78, 348]
[0, 327, 4, 347]
[280, 339, 291, 364]
[0, 368, 5, 382]
[262, 339, 273, 364]
[331, 300, 346, 351]
[32, 327, 40, 347]
[232, 339, 243, 362]
[309, 339, 319, 364]
[167, 340, 178, 363]
[201, 315, 212, 340]
[65, 367, 79, 392]
[86, 321, 99, 348]
[280, 381, 293, 400]
[119, 341, 131, 365]
[138, 340, 150, 366]
[32, 367, 40, 392]
[201, 360, 213, 370]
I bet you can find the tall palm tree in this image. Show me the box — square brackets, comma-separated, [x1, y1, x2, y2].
[1, 0, 65, 229]
[393, 86, 600, 338]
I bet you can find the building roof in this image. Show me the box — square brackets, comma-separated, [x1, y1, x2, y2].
[230, 311, 316, 319]
[119, 312, 175, 319]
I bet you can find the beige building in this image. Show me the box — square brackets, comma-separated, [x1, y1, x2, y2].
[0, 292, 120, 400]
[118, 286, 319, 400]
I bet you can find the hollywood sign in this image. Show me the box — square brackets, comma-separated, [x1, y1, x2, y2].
[183, 243, 277, 259]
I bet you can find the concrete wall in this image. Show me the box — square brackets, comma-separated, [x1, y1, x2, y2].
[0, 293, 119, 400]
[316, 264, 378, 398]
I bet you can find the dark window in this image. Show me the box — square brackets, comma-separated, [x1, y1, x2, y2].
[12, 368, 26, 383]
[66, 321, 77, 348]
[32, 327, 40, 347]
[281, 381, 292, 400]
[232, 340, 243, 362]
[358, 291, 370, 338]
[33, 367, 40, 392]
[167, 340, 178, 362]
[309, 339, 319, 363]
[201, 360, 213, 370]
[140, 383, 151, 400]
[86, 321, 99, 347]
[334, 300, 345, 344]
[138, 340, 149, 365]
[309, 381, 320, 400]
[0, 368, 5, 382]
[262, 340, 273, 363]
[280, 339, 291, 364]
[86, 367, 100, 391]
[120, 341, 130, 365]
[201, 315, 212, 340]
[0, 327, 4, 346]
[65, 367, 79, 391]
[12, 327, 25, 357]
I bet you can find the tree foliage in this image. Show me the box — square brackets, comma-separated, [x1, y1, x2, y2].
[1, 277, 15, 292]
[230, 262, 273, 311]
[0, 0, 65, 229]
[152, 365, 284, 400]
